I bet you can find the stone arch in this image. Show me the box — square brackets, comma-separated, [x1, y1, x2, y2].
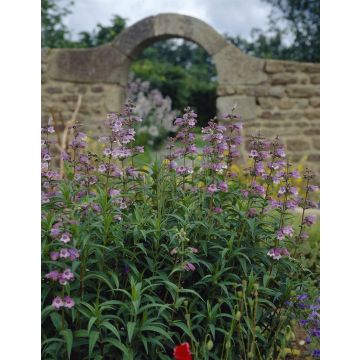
[46, 13, 267, 118]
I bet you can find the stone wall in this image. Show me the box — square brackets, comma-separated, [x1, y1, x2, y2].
[41, 13, 319, 177]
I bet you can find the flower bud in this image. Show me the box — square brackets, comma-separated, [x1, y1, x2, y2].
[206, 340, 214, 350]
[225, 340, 231, 349]
[184, 300, 188, 307]
[235, 311, 241, 321]
[237, 291, 243, 298]
[253, 283, 259, 291]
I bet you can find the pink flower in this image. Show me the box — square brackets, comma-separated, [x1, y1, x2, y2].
[267, 247, 290, 260]
[304, 215, 317, 226]
[52, 296, 64, 310]
[214, 207, 223, 213]
[276, 226, 294, 240]
[207, 184, 219, 194]
[184, 263, 196, 271]
[60, 233, 71, 244]
[109, 189, 120, 197]
[45, 270, 60, 281]
[59, 248, 70, 259]
[218, 181, 228, 192]
[188, 247, 199, 254]
[61, 268, 75, 282]
[50, 252, 60, 261]
[63, 296, 75, 309]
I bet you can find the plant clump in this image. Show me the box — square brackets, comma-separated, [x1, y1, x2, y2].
[42, 101, 319, 359]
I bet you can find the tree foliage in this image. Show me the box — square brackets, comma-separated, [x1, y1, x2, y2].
[227, 0, 320, 62]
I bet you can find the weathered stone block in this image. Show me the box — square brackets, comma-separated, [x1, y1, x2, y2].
[277, 99, 295, 110]
[268, 86, 285, 98]
[308, 153, 320, 162]
[310, 75, 320, 84]
[91, 86, 104, 93]
[217, 96, 256, 120]
[264, 60, 285, 73]
[46, 86, 63, 94]
[270, 73, 298, 85]
[154, 13, 228, 56]
[47, 44, 131, 85]
[310, 98, 320, 108]
[104, 86, 126, 112]
[286, 85, 320, 98]
[246, 86, 269, 97]
[286, 139, 310, 151]
[304, 128, 320, 135]
[112, 16, 155, 59]
[257, 97, 274, 110]
[213, 44, 268, 85]
[304, 110, 320, 120]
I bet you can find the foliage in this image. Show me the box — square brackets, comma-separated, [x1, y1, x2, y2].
[127, 76, 179, 150]
[41, 0, 74, 48]
[77, 15, 127, 48]
[42, 102, 319, 359]
[131, 40, 217, 126]
[228, 0, 320, 62]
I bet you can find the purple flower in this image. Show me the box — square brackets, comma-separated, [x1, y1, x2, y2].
[63, 296, 75, 309]
[50, 227, 61, 238]
[184, 262, 196, 271]
[249, 150, 259, 158]
[267, 247, 290, 260]
[299, 319, 308, 327]
[52, 296, 64, 310]
[297, 294, 308, 301]
[103, 148, 112, 156]
[176, 166, 193, 175]
[43, 154, 51, 161]
[275, 148, 286, 157]
[268, 198, 282, 209]
[109, 189, 120, 197]
[214, 207, 223, 214]
[60, 232, 71, 244]
[61, 268, 75, 282]
[276, 226, 294, 240]
[45, 270, 60, 281]
[98, 164, 107, 173]
[312, 349, 320, 357]
[207, 184, 219, 194]
[50, 252, 60, 261]
[68, 248, 80, 261]
[59, 248, 70, 259]
[218, 181, 228, 192]
[303, 214, 317, 226]
[251, 182, 265, 197]
[307, 185, 319, 192]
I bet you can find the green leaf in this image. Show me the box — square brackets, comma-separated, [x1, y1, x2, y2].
[88, 316, 97, 335]
[50, 312, 63, 331]
[127, 321, 136, 343]
[89, 331, 100, 358]
[101, 321, 120, 340]
[60, 329, 73, 360]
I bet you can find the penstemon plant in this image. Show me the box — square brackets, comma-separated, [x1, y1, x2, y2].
[41, 101, 319, 359]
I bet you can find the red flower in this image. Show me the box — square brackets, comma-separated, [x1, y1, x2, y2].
[173, 342, 192, 360]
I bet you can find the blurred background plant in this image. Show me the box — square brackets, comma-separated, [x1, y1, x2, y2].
[127, 76, 179, 150]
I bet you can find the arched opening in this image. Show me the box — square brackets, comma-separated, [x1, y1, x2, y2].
[129, 38, 218, 128]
